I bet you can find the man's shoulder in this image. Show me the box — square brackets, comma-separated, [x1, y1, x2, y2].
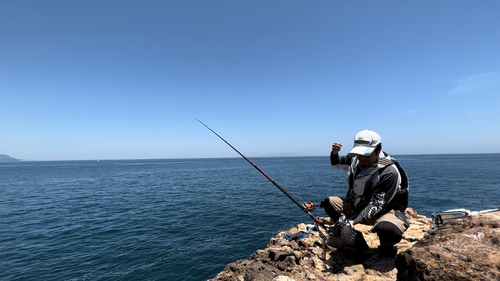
[379, 163, 399, 177]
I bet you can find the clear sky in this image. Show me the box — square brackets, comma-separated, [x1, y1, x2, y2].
[1, 1, 499, 161]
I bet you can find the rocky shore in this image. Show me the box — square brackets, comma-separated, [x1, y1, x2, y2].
[210, 208, 500, 281]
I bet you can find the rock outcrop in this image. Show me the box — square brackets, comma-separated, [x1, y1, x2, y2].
[0, 154, 19, 162]
[210, 208, 500, 281]
[397, 211, 500, 281]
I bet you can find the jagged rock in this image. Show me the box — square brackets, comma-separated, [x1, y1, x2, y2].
[210, 208, 500, 281]
[273, 276, 297, 281]
[396, 211, 500, 281]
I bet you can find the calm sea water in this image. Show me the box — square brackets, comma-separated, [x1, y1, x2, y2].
[1, 155, 499, 281]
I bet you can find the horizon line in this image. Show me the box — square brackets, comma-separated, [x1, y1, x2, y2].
[5, 152, 500, 162]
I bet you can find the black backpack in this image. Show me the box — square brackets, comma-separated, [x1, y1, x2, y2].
[387, 160, 409, 212]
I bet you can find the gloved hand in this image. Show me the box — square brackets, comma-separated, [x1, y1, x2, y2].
[328, 214, 357, 250]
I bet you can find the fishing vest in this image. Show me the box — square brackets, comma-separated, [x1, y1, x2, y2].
[346, 152, 409, 212]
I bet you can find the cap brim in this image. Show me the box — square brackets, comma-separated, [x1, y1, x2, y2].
[350, 146, 376, 156]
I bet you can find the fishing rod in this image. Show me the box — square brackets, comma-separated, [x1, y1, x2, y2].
[195, 118, 329, 230]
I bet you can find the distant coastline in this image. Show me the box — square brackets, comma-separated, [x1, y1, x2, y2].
[0, 154, 20, 162]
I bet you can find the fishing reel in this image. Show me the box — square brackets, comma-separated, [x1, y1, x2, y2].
[301, 201, 319, 212]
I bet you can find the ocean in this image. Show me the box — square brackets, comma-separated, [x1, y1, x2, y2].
[1, 154, 499, 281]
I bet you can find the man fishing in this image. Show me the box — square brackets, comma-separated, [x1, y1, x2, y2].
[321, 130, 409, 258]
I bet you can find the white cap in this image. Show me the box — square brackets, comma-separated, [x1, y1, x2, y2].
[349, 130, 382, 156]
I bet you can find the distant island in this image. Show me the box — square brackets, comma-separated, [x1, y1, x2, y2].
[0, 154, 20, 162]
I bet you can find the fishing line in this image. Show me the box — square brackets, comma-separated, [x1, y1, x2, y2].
[338, 165, 343, 185]
[195, 119, 306, 207]
[195, 118, 330, 231]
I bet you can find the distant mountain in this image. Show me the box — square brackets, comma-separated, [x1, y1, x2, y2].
[0, 154, 20, 162]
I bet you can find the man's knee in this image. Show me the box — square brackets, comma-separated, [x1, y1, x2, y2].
[321, 197, 341, 222]
[373, 221, 403, 246]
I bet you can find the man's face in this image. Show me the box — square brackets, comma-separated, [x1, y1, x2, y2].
[356, 150, 379, 166]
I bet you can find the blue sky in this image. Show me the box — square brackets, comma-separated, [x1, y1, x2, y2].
[1, 1, 499, 161]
